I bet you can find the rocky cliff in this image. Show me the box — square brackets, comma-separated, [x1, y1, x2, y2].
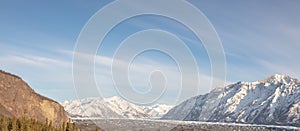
[0, 70, 67, 126]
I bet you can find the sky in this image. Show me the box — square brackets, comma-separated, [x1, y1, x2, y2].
[0, 0, 300, 104]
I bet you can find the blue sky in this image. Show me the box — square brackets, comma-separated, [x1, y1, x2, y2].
[0, 0, 300, 104]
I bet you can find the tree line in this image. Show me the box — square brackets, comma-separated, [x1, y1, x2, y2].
[0, 116, 98, 131]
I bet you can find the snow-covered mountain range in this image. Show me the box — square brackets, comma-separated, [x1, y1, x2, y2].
[162, 74, 300, 126]
[62, 96, 173, 119]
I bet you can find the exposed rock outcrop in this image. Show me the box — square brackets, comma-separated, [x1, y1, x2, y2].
[0, 70, 67, 126]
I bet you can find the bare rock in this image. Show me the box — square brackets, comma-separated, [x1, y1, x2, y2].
[0, 70, 67, 126]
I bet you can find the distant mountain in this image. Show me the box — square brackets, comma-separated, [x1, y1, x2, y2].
[62, 96, 173, 119]
[162, 74, 300, 127]
[0, 70, 67, 126]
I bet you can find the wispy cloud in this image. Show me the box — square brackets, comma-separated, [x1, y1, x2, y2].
[258, 59, 300, 79]
[68, 49, 228, 103]
[0, 55, 71, 68]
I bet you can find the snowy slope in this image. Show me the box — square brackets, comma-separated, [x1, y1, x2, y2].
[62, 96, 173, 119]
[143, 104, 173, 118]
[162, 74, 300, 126]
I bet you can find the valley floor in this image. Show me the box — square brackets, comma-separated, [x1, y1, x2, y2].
[73, 118, 300, 131]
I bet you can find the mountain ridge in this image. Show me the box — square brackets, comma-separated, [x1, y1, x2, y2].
[162, 74, 300, 127]
[62, 96, 173, 119]
[0, 70, 67, 126]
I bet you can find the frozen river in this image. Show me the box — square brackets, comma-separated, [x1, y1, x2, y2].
[72, 118, 300, 131]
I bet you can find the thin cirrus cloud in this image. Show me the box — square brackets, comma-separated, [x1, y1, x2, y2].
[0, 55, 71, 68]
[0, 46, 223, 103]
[200, 0, 300, 82]
[58, 50, 224, 103]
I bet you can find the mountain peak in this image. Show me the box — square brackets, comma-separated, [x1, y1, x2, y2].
[163, 74, 300, 126]
[271, 74, 290, 80]
[108, 96, 123, 101]
[62, 96, 173, 118]
[261, 74, 297, 84]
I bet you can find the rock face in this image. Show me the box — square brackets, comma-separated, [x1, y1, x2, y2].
[162, 74, 300, 127]
[0, 70, 67, 126]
